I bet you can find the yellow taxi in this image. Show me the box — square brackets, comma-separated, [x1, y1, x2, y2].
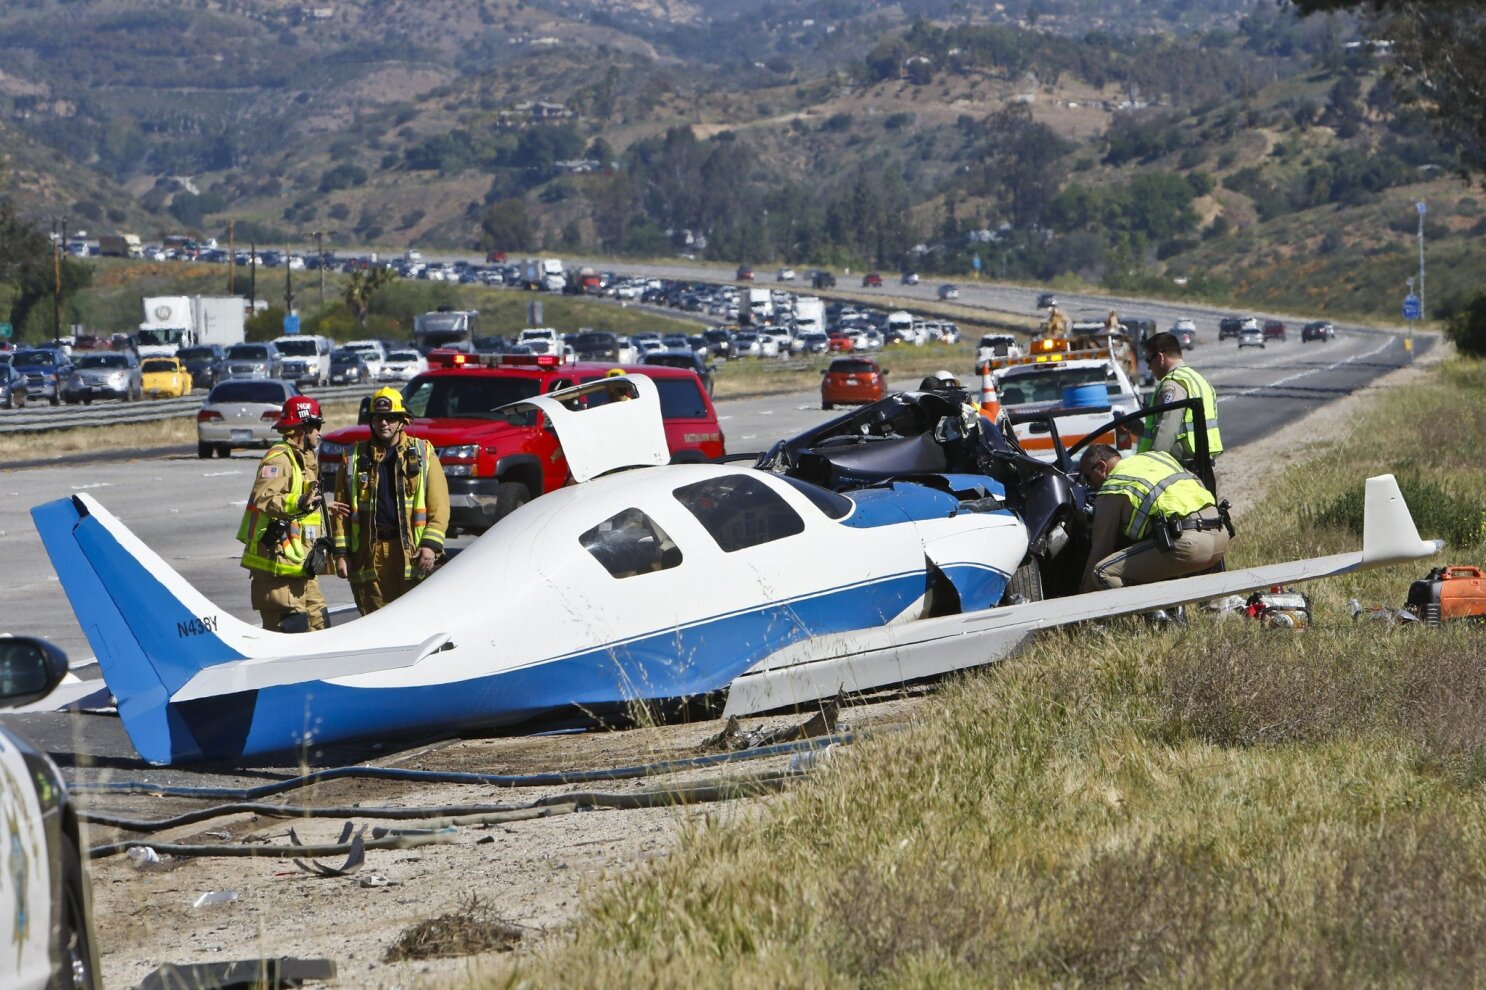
[140, 356, 192, 398]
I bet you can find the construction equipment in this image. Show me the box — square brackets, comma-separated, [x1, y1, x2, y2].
[1406, 565, 1486, 624]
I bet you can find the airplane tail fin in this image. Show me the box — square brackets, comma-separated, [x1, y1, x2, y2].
[32, 494, 263, 764]
[1363, 473, 1443, 565]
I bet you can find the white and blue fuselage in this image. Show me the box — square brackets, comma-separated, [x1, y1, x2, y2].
[34, 459, 1025, 765]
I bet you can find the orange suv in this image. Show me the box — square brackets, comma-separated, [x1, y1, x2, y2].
[821, 356, 887, 410]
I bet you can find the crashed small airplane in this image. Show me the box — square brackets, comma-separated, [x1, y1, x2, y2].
[34, 375, 1440, 765]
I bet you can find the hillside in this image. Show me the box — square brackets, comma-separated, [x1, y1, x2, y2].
[0, 0, 1480, 321]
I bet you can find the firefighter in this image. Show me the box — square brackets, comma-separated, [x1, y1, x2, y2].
[1137, 331, 1222, 468]
[1077, 445, 1231, 593]
[332, 386, 450, 614]
[238, 395, 345, 632]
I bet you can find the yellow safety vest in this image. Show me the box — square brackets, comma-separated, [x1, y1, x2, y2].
[1100, 451, 1215, 541]
[237, 443, 323, 577]
[1138, 365, 1222, 459]
[337, 437, 438, 582]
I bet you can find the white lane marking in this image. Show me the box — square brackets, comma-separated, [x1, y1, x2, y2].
[70, 482, 113, 490]
[1217, 338, 1396, 402]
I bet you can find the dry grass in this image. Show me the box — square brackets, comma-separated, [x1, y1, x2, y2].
[482, 357, 1486, 988]
[385, 894, 523, 962]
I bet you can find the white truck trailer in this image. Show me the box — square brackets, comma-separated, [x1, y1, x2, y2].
[136, 296, 246, 357]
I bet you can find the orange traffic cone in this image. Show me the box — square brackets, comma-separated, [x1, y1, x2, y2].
[979, 367, 1001, 425]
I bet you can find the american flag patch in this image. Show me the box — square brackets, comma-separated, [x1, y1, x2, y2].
[260, 465, 282, 478]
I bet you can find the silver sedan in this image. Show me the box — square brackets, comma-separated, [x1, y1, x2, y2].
[195, 378, 299, 459]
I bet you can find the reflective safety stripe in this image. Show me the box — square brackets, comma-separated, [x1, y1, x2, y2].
[343, 436, 439, 581]
[1165, 365, 1222, 457]
[237, 443, 324, 577]
[1102, 451, 1214, 540]
[1139, 366, 1222, 459]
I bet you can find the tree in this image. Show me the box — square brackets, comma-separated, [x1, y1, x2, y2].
[1288, 1, 1486, 173]
[342, 266, 397, 330]
[480, 199, 533, 252]
[1445, 292, 1486, 357]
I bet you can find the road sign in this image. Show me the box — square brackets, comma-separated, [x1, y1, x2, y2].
[971, 254, 982, 272]
[1416, 200, 1427, 216]
[0, 322, 11, 339]
[282, 313, 301, 334]
[1403, 294, 1421, 321]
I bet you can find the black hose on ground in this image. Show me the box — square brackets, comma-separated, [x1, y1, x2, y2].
[70, 732, 855, 801]
[86, 770, 801, 859]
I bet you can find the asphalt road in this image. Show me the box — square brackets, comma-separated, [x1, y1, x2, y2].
[0, 326, 1429, 778]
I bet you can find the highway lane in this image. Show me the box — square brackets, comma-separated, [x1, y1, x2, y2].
[0, 327, 1428, 768]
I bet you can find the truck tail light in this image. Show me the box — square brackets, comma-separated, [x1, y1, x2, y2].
[197, 409, 223, 423]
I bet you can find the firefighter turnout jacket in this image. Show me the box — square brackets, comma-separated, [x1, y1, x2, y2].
[238, 441, 324, 576]
[332, 434, 449, 583]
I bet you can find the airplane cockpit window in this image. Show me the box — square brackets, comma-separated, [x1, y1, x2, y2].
[673, 474, 805, 552]
[580, 508, 682, 579]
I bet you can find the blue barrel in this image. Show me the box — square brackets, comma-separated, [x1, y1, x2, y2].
[1062, 383, 1110, 410]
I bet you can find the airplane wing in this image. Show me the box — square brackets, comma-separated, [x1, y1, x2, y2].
[724, 473, 1441, 716]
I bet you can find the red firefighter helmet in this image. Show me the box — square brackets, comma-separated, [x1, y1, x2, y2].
[275, 395, 323, 432]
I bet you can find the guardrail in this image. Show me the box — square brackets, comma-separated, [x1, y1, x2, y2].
[0, 383, 371, 435]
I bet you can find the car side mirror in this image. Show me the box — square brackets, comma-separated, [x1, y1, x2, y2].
[881, 368, 890, 375]
[820, 369, 829, 376]
[0, 637, 69, 710]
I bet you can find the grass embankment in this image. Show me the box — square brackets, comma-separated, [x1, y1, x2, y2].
[498, 359, 1486, 988]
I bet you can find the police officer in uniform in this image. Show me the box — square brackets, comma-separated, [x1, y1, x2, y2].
[238, 395, 345, 631]
[1137, 331, 1222, 469]
[1077, 444, 1231, 593]
[332, 386, 450, 614]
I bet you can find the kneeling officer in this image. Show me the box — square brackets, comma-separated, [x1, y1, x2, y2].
[1077, 445, 1232, 593]
[238, 395, 346, 631]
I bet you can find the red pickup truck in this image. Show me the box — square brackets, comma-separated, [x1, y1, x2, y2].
[319, 354, 726, 534]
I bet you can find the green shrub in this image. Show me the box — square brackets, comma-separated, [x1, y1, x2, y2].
[1444, 291, 1486, 357]
[1299, 470, 1486, 548]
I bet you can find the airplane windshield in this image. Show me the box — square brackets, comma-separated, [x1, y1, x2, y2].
[673, 474, 804, 553]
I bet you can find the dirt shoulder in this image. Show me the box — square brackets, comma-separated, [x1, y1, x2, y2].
[84, 344, 1448, 990]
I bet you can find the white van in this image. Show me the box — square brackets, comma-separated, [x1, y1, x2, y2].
[886, 311, 915, 344]
[272, 334, 334, 386]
